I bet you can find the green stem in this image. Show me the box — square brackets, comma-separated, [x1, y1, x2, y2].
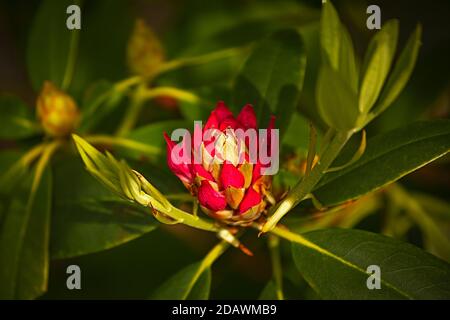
[167, 205, 219, 232]
[116, 83, 147, 136]
[61, 0, 82, 91]
[139, 87, 200, 104]
[262, 131, 352, 233]
[156, 47, 247, 75]
[182, 240, 230, 299]
[84, 134, 161, 157]
[268, 235, 284, 300]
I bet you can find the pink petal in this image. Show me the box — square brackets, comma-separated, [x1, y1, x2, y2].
[214, 101, 233, 122]
[220, 162, 245, 189]
[164, 132, 193, 184]
[237, 104, 257, 129]
[198, 180, 227, 211]
[238, 187, 262, 213]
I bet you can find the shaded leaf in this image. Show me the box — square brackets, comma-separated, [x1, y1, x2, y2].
[0, 96, 39, 139]
[50, 158, 158, 259]
[233, 29, 307, 136]
[151, 262, 211, 300]
[292, 228, 450, 299]
[27, 0, 80, 91]
[0, 167, 52, 299]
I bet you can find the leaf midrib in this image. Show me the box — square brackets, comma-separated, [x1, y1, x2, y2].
[315, 129, 450, 190]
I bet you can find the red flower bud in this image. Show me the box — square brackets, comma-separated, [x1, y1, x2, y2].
[164, 101, 276, 226]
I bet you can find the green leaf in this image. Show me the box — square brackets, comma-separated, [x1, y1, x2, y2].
[27, 0, 80, 91]
[320, 1, 358, 91]
[0, 167, 52, 299]
[0, 96, 39, 139]
[258, 280, 279, 300]
[314, 120, 450, 206]
[50, 158, 158, 259]
[359, 20, 399, 113]
[233, 29, 307, 136]
[151, 262, 211, 300]
[78, 81, 124, 133]
[372, 24, 422, 116]
[292, 228, 450, 299]
[316, 64, 359, 131]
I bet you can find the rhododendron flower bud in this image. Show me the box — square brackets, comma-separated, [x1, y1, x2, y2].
[127, 19, 165, 77]
[36, 81, 80, 137]
[164, 101, 277, 226]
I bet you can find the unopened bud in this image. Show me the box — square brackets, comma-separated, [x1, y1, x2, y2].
[127, 19, 165, 77]
[36, 81, 80, 137]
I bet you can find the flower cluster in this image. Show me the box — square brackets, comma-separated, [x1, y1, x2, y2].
[164, 102, 275, 226]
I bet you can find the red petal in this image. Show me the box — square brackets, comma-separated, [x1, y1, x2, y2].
[215, 101, 233, 122]
[220, 163, 244, 189]
[252, 162, 262, 183]
[204, 110, 219, 132]
[193, 163, 214, 181]
[164, 132, 193, 184]
[198, 180, 227, 211]
[238, 187, 262, 213]
[237, 104, 257, 129]
[219, 117, 240, 131]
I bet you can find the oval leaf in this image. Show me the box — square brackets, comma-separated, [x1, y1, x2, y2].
[233, 29, 307, 136]
[50, 158, 158, 259]
[292, 228, 450, 299]
[314, 120, 450, 206]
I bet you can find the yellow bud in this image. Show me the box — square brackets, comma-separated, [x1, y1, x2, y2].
[127, 19, 165, 77]
[36, 81, 80, 137]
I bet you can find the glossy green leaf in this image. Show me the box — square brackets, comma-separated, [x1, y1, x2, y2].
[50, 158, 158, 259]
[316, 64, 359, 131]
[314, 120, 450, 206]
[151, 262, 211, 300]
[292, 228, 450, 299]
[0, 96, 39, 139]
[0, 167, 52, 299]
[372, 24, 422, 116]
[27, 0, 80, 91]
[233, 29, 307, 136]
[359, 20, 399, 113]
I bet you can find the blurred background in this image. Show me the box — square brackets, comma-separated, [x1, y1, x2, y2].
[0, 0, 449, 299]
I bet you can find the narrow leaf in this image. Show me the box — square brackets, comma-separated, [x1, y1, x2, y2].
[359, 20, 399, 113]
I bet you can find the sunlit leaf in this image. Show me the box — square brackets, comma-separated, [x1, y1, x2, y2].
[314, 120, 450, 206]
[359, 20, 398, 114]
